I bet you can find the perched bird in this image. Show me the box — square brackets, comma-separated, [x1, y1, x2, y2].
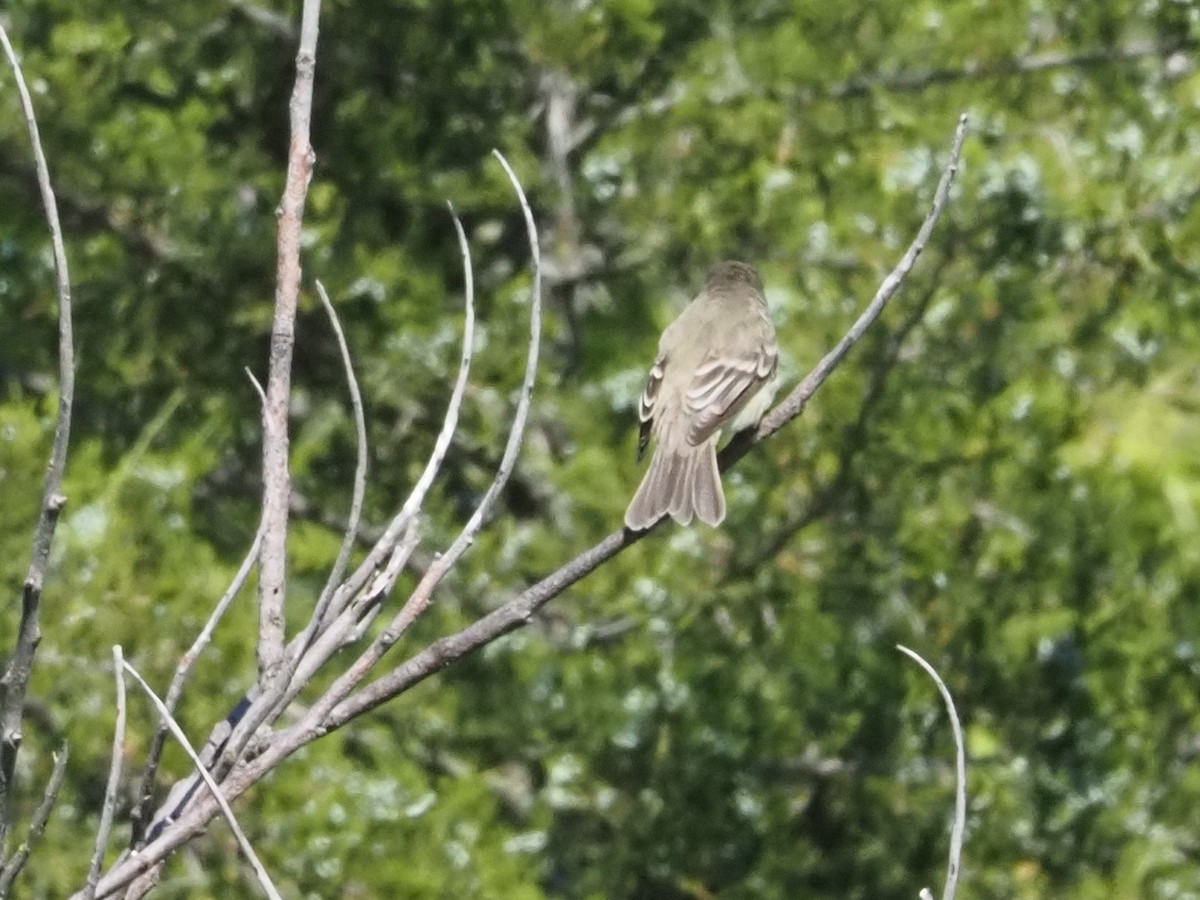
[625, 261, 779, 531]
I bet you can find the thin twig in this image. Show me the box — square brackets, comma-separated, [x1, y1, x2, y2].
[244, 367, 268, 407]
[306, 281, 369, 634]
[384, 152, 541, 635]
[734, 261, 950, 576]
[897, 645, 967, 900]
[0, 23, 76, 848]
[315, 200, 479, 626]
[121, 662, 282, 900]
[280, 518, 420, 709]
[82, 649, 127, 899]
[128, 516, 267, 847]
[295, 149, 542, 735]
[0, 744, 68, 894]
[256, 0, 323, 692]
[749, 113, 969, 447]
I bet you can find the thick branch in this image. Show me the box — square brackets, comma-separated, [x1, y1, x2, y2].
[257, 0, 322, 689]
[0, 23, 76, 851]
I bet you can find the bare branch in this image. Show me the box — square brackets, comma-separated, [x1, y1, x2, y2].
[0, 22, 76, 851]
[384, 150, 541, 636]
[897, 645, 967, 900]
[734, 262, 950, 576]
[257, 0, 323, 691]
[121, 662, 281, 900]
[281, 518, 420, 709]
[0, 744, 68, 894]
[83, 649, 128, 899]
[128, 0, 326, 843]
[220, 203, 478, 779]
[128, 516, 267, 847]
[317, 201, 478, 626]
[297, 149, 542, 733]
[324, 530, 629, 728]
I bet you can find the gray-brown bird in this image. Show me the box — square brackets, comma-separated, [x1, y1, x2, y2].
[625, 261, 779, 531]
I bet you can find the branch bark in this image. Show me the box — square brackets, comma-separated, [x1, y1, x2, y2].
[257, 0, 323, 691]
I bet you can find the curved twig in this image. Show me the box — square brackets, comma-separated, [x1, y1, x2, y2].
[322, 200, 479, 619]
[309, 280, 369, 629]
[385, 150, 542, 634]
[0, 22, 76, 852]
[897, 645, 967, 900]
[272, 203, 477, 739]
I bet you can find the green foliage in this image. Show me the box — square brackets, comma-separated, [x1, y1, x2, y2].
[4, 0, 1200, 896]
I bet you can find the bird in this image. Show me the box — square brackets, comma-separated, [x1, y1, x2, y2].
[625, 260, 779, 531]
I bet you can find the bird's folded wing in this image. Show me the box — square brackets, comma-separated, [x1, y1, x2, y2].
[685, 345, 777, 445]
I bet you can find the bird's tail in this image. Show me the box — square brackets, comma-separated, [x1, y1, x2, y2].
[624, 440, 725, 531]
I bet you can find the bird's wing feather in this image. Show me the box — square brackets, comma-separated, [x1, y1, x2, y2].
[637, 354, 666, 461]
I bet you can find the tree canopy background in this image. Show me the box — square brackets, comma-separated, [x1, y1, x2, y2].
[2, 1, 1200, 897]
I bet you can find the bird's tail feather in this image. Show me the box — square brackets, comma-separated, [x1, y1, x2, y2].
[625, 441, 725, 531]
